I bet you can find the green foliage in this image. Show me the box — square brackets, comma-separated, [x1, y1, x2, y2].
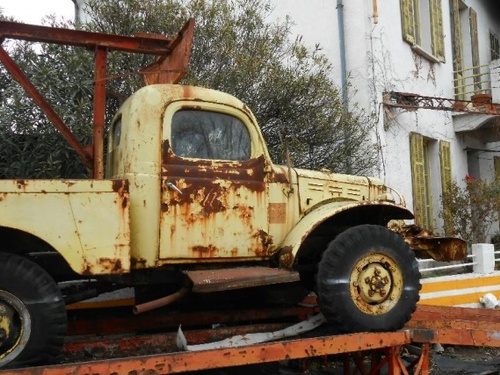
[0, 0, 377, 178]
[0, 27, 94, 178]
[440, 176, 500, 244]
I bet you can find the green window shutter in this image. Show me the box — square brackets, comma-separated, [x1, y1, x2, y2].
[495, 157, 500, 183]
[490, 32, 500, 61]
[430, 0, 445, 62]
[439, 141, 452, 194]
[410, 133, 427, 227]
[450, 0, 465, 99]
[401, 0, 416, 44]
[439, 141, 452, 234]
[469, 8, 481, 91]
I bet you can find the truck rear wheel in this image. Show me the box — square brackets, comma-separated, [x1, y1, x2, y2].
[317, 224, 420, 332]
[0, 253, 66, 368]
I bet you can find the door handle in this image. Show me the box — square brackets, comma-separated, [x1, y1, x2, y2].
[166, 181, 183, 195]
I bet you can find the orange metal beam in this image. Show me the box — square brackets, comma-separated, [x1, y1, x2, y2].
[0, 331, 411, 375]
[0, 21, 173, 54]
[92, 47, 107, 178]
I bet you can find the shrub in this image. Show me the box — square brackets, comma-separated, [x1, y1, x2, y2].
[441, 175, 500, 244]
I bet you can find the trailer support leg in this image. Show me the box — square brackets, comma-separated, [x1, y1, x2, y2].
[341, 344, 430, 375]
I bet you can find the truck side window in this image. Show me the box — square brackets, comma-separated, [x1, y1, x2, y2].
[111, 118, 122, 148]
[171, 109, 251, 161]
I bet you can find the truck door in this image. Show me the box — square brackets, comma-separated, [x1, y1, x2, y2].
[159, 103, 270, 260]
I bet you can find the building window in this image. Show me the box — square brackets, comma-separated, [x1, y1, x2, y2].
[469, 8, 481, 91]
[491, 32, 500, 61]
[439, 141, 453, 234]
[450, 0, 465, 99]
[410, 133, 434, 230]
[400, 0, 445, 63]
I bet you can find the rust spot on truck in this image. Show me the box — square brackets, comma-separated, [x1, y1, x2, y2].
[192, 245, 218, 257]
[99, 258, 123, 273]
[167, 179, 229, 215]
[390, 223, 467, 261]
[162, 142, 266, 187]
[112, 180, 129, 209]
[112, 179, 129, 194]
[16, 179, 27, 190]
[82, 257, 125, 275]
[278, 246, 295, 269]
[254, 230, 273, 257]
[236, 204, 254, 220]
[131, 257, 147, 268]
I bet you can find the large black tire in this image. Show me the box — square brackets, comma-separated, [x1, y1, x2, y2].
[317, 225, 420, 333]
[0, 253, 67, 368]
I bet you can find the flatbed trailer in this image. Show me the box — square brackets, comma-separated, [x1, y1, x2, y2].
[1, 301, 499, 375]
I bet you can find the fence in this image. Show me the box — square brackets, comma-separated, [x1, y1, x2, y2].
[419, 243, 500, 308]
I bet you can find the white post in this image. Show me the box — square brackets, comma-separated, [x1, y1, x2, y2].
[472, 243, 495, 274]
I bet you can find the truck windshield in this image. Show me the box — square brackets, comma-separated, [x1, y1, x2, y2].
[171, 109, 251, 161]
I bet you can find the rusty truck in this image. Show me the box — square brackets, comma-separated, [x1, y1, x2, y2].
[0, 20, 466, 368]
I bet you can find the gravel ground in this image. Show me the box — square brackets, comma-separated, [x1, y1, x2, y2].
[431, 345, 500, 374]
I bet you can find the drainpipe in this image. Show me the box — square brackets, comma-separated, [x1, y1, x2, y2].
[337, 0, 351, 173]
[337, 0, 348, 112]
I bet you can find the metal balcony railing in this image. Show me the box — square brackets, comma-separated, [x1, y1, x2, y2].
[453, 64, 492, 100]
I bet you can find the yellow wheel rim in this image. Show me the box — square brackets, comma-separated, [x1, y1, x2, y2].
[349, 252, 403, 316]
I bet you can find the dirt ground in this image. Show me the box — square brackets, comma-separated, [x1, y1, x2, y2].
[430, 345, 500, 374]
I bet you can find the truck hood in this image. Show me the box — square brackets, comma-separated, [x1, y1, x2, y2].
[291, 167, 392, 214]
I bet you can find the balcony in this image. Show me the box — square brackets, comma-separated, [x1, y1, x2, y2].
[451, 60, 500, 140]
[453, 63, 493, 101]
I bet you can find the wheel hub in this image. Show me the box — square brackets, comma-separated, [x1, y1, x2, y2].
[0, 301, 18, 351]
[0, 291, 30, 365]
[349, 253, 403, 316]
[358, 264, 392, 303]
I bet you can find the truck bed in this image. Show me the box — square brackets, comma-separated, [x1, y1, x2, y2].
[0, 179, 131, 275]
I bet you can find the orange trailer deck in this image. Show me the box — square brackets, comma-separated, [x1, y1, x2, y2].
[1, 302, 499, 375]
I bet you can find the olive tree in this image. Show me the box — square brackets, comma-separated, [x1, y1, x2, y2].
[0, 0, 377, 178]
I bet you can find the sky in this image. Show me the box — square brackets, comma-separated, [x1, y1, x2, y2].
[0, 0, 74, 25]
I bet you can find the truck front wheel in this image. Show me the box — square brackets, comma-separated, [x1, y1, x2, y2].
[0, 253, 66, 368]
[317, 224, 420, 332]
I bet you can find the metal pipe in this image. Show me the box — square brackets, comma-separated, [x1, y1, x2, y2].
[336, 0, 348, 111]
[133, 287, 190, 314]
[372, 0, 379, 24]
[92, 47, 107, 179]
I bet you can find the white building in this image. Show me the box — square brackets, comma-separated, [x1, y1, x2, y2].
[270, 0, 500, 237]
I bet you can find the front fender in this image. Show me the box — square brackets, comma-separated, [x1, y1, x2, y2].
[276, 200, 414, 269]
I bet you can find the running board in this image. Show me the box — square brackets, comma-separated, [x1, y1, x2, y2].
[184, 267, 300, 293]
